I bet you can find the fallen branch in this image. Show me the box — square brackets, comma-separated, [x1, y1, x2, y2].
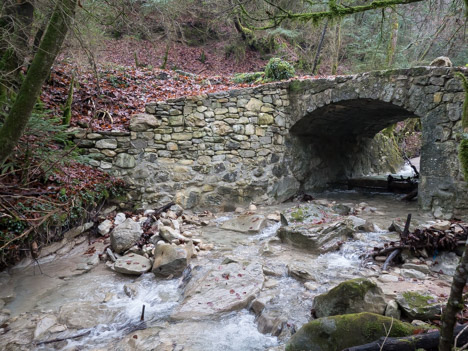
[343, 324, 468, 351]
[36, 330, 91, 345]
[382, 249, 400, 271]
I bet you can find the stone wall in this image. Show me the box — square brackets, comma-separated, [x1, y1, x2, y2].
[74, 83, 294, 210]
[73, 66, 468, 219]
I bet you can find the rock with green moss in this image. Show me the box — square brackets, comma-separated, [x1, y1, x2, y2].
[312, 278, 386, 318]
[286, 312, 419, 351]
[396, 291, 441, 320]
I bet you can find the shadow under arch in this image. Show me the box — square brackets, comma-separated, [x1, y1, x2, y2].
[287, 98, 419, 192]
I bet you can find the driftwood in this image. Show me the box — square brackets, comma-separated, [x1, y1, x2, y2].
[36, 330, 91, 345]
[343, 324, 468, 351]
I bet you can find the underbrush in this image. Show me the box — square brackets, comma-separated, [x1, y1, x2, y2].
[0, 103, 126, 268]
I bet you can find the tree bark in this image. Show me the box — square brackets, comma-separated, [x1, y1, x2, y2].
[312, 19, 329, 74]
[438, 217, 468, 350]
[0, 0, 78, 165]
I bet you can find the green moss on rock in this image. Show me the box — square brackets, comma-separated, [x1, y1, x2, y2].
[313, 278, 386, 317]
[286, 312, 419, 351]
[396, 291, 441, 320]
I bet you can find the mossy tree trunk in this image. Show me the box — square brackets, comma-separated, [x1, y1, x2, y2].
[0, 1, 35, 89]
[386, 7, 399, 67]
[439, 236, 468, 351]
[0, 0, 78, 165]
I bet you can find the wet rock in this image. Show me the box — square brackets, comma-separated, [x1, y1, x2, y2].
[396, 291, 441, 320]
[288, 265, 314, 281]
[277, 219, 354, 253]
[430, 251, 460, 275]
[98, 219, 113, 235]
[124, 283, 139, 298]
[110, 218, 143, 254]
[34, 315, 57, 339]
[59, 302, 119, 329]
[114, 253, 152, 275]
[171, 262, 264, 320]
[312, 278, 386, 318]
[152, 243, 190, 278]
[286, 312, 419, 351]
[221, 214, 266, 233]
[385, 300, 401, 319]
[257, 310, 286, 336]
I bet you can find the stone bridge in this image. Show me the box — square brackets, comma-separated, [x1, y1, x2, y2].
[74, 66, 468, 219]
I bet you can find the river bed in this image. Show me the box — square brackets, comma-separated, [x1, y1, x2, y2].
[0, 190, 454, 351]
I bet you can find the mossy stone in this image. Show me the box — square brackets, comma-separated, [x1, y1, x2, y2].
[312, 278, 386, 317]
[396, 291, 441, 320]
[286, 312, 419, 351]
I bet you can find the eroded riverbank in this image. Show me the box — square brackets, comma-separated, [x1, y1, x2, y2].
[0, 191, 460, 351]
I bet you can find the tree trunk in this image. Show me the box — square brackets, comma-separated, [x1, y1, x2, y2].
[439, 229, 468, 350]
[312, 19, 329, 74]
[0, 0, 78, 165]
[386, 7, 399, 67]
[0, 1, 35, 88]
[331, 18, 342, 75]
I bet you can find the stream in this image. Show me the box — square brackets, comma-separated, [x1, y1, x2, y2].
[1, 159, 454, 351]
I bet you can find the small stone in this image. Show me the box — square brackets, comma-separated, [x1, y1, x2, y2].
[114, 212, 126, 225]
[98, 219, 113, 235]
[114, 254, 152, 275]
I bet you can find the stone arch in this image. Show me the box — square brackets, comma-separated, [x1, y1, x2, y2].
[280, 67, 467, 218]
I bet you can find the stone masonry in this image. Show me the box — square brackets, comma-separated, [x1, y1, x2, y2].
[73, 66, 468, 219]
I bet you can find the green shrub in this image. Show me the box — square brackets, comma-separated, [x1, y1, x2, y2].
[264, 58, 295, 81]
[232, 72, 265, 84]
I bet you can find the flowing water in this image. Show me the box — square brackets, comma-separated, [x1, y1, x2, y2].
[1, 161, 437, 350]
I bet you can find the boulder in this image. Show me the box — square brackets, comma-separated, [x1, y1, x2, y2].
[152, 243, 190, 278]
[278, 219, 355, 253]
[221, 214, 267, 233]
[286, 312, 419, 351]
[114, 253, 152, 275]
[312, 278, 386, 318]
[171, 262, 264, 320]
[110, 218, 142, 254]
[396, 291, 441, 320]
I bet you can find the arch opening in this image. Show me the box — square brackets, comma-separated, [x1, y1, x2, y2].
[287, 99, 421, 193]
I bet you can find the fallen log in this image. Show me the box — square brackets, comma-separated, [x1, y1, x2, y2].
[343, 324, 468, 351]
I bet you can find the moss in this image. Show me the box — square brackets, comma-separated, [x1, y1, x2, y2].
[286, 312, 419, 351]
[402, 291, 434, 314]
[459, 138, 468, 181]
[232, 72, 265, 84]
